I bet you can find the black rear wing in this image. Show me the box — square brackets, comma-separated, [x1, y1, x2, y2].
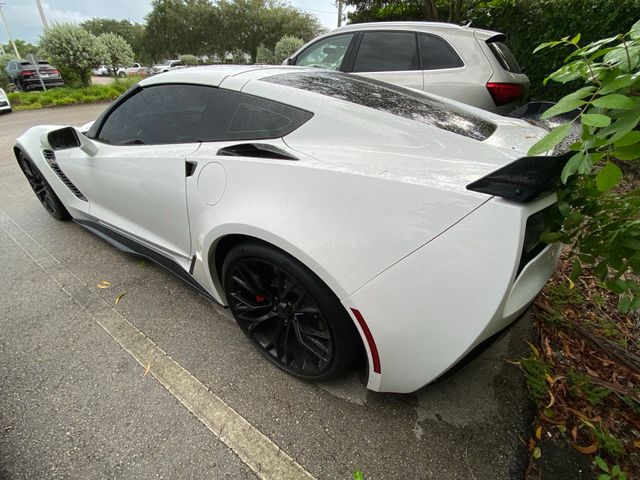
[466, 102, 579, 203]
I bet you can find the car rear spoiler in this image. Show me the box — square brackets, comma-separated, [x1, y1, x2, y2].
[466, 102, 580, 203]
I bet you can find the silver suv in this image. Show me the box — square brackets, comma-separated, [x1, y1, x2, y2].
[286, 22, 529, 114]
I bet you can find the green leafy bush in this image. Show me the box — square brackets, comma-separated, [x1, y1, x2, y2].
[531, 21, 640, 310]
[179, 54, 199, 66]
[7, 77, 139, 110]
[273, 35, 304, 64]
[256, 44, 275, 64]
[0, 53, 12, 91]
[40, 23, 108, 86]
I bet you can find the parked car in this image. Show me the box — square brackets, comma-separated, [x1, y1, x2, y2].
[150, 60, 184, 75]
[285, 21, 529, 114]
[93, 63, 147, 77]
[124, 63, 147, 76]
[6, 59, 65, 91]
[14, 65, 563, 393]
[92, 65, 111, 76]
[0, 88, 11, 113]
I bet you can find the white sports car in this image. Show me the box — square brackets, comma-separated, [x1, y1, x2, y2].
[14, 65, 564, 393]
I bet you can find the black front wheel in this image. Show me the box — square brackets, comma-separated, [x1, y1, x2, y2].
[222, 242, 358, 381]
[17, 152, 70, 221]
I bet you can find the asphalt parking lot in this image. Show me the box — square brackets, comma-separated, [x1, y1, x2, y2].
[1, 104, 534, 479]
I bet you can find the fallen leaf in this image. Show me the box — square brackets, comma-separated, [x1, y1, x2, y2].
[533, 446, 541, 459]
[97, 281, 111, 289]
[573, 442, 598, 454]
[536, 426, 542, 440]
[143, 361, 151, 376]
[115, 292, 126, 305]
[634, 439, 640, 449]
[137, 260, 146, 268]
[545, 391, 556, 409]
[566, 275, 575, 289]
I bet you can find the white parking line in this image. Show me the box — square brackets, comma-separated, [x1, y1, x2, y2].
[0, 209, 315, 480]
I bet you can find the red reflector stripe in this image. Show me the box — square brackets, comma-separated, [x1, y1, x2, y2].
[350, 308, 381, 374]
[486, 82, 524, 106]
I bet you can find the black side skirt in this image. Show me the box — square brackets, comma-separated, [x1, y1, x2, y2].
[74, 219, 219, 304]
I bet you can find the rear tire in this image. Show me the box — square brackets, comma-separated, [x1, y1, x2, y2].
[16, 152, 71, 221]
[222, 242, 357, 382]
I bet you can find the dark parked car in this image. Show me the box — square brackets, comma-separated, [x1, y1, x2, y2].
[5, 60, 65, 91]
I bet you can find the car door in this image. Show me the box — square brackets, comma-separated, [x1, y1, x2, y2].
[54, 84, 207, 263]
[348, 31, 424, 91]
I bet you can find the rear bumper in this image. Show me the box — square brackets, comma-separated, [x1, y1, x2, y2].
[21, 77, 65, 90]
[342, 194, 560, 393]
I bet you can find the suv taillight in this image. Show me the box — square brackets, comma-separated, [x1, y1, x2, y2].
[21, 70, 36, 77]
[486, 82, 523, 106]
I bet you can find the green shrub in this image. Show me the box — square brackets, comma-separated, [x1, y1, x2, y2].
[7, 77, 138, 110]
[531, 21, 640, 309]
[273, 35, 304, 64]
[179, 54, 199, 66]
[40, 23, 108, 86]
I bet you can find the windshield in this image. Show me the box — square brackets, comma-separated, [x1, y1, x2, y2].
[262, 71, 496, 141]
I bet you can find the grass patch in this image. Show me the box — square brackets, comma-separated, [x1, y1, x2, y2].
[7, 77, 140, 110]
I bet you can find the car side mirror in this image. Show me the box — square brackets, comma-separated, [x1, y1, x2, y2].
[46, 126, 98, 156]
[285, 57, 295, 65]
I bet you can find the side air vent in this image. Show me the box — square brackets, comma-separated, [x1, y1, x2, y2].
[217, 143, 299, 161]
[42, 149, 87, 201]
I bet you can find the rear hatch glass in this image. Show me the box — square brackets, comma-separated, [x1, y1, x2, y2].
[263, 71, 496, 141]
[487, 41, 522, 74]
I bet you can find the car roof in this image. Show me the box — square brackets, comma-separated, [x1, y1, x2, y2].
[321, 21, 499, 40]
[139, 65, 317, 88]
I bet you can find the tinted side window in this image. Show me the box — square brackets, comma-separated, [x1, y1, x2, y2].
[419, 34, 463, 70]
[352, 32, 419, 73]
[96, 84, 312, 146]
[295, 34, 354, 70]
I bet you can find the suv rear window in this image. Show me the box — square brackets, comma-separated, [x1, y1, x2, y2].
[262, 71, 496, 141]
[488, 41, 522, 74]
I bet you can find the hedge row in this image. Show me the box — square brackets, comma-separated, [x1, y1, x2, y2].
[468, 0, 640, 101]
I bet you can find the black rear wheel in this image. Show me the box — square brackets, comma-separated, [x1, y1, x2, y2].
[222, 242, 357, 381]
[17, 152, 70, 221]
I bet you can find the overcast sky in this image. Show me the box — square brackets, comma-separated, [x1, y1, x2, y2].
[0, 0, 343, 45]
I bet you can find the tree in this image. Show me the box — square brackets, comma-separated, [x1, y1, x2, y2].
[40, 23, 108, 86]
[98, 33, 135, 75]
[179, 54, 199, 65]
[1, 39, 40, 59]
[343, 0, 441, 23]
[218, 0, 323, 62]
[530, 20, 640, 310]
[82, 18, 150, 64]
[273, 35, 303, 64]
[145, 0, 222, 60]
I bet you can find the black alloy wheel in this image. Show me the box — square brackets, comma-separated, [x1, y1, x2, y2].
[222, 242, 357, 381]
[17, 152, 70, 221]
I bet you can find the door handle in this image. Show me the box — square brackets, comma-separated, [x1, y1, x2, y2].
[185, 160, 197, 177]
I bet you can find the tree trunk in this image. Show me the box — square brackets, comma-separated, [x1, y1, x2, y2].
[423, 0, 439, 21]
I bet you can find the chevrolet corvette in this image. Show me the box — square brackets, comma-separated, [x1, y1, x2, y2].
[14, 65, 564, 393]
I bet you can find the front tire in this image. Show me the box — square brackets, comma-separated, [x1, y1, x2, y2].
[16, 152, 71, 221]
[222, 242, 357, 382]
